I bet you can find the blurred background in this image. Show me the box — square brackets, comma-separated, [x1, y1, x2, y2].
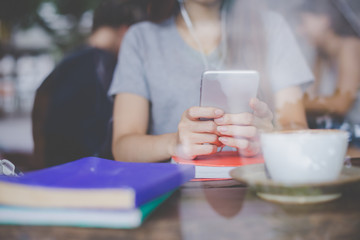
[0, 0, 102, 161]
[0, 0, 359, 170]
[0, 0, 109, 167]
[0, 0, 103, 115]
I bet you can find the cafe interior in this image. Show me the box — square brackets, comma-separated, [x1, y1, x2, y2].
[0, 0, 360, 239]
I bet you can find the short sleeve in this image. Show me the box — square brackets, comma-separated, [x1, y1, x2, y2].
[108, 26, 150, 99]
[265, 13, 314, 92]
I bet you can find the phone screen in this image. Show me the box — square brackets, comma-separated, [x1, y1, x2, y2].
[200, 70, 259, 114]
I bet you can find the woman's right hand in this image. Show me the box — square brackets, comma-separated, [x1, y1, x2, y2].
[173, 106, 225, 159]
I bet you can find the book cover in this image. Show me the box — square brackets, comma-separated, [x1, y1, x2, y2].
[0, 157, 194, 209]
[0, 191, 173, 229]
[172, 151, 263, 179]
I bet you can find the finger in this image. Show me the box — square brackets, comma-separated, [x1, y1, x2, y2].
[179, 120, 218, 134]
[177, 144, 218, 159]
[218, 137, 261, 156]
[192, 144, 218, 156]
[214, 112, 254, 126]
[250, 98, 273, 119]
[217, 125, 257, 139]
[187, 133, 220, 145]
[186, 107, 224, 120]
[218, 137, 249, 149]
[238, 140, 261, 157]
[252, 116, 274, 131]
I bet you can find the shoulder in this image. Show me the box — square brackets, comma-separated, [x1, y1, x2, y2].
[58, 47, 100, 67]
[37, 47, 97, 92]
[63, 46, 96, 60]
[124, 18, 175, 43]
[129, 18, 174, 32]
[261, 11, 289, 34]
[51, 47, 112, 80]
[261, 11, 301, 53]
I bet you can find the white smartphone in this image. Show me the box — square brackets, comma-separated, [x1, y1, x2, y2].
[200, 70, 259, 114]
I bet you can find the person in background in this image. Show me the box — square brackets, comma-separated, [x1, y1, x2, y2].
[298, 0, 360, 148]
[109, 0, 313, 162]
[32, 0, 147, 168]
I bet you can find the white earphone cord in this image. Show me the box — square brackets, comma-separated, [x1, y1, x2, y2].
[179, 2, 227, 70]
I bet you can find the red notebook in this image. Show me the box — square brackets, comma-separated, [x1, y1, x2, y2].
[172, 151, 263, 180]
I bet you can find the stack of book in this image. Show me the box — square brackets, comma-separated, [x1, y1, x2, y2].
[0, 157, 194, 228]
[172, 151, 263, 180]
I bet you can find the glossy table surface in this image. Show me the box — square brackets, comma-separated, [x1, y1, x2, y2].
[1, 159, 360, 240]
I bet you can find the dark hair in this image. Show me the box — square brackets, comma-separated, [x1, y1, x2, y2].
[299, 0, 357, 37]
[92, 0, 147, 32]
[146, 0, 179, 23]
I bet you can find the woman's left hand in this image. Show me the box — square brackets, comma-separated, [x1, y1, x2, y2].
[214, 98, 274, 156]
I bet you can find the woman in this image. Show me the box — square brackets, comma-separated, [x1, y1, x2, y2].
[298, 0, 360, 146]
[109, 0, 313, 162]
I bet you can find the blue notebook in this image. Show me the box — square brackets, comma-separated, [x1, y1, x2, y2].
[0, 157, 194, 209]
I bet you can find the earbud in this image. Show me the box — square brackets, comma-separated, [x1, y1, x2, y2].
[179, 2, 194, 29]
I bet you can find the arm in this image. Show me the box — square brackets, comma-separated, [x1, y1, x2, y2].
[112, 93, 176, 162]
[304, 41, 360, 116]
[113, 88, 307, 161]
[274, 86, 308, 130]
[112, 93, 225, 162]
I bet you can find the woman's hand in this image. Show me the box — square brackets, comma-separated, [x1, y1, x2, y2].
[173, 106, 224, 159]
[214, 98, 274, 156]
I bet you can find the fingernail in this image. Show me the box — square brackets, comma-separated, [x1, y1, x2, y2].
[215, 109, 224, 117]
[219, 137, 228, 143]
[215, 117, 224, 123]
[217, 126, 227, 132]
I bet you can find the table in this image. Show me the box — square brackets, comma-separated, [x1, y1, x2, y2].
[1, 159, 360, 240]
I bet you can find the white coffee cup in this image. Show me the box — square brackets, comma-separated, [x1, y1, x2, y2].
[260, 129, 349, 184]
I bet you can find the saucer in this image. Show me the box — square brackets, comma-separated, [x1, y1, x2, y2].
[230, 164, 360, 204]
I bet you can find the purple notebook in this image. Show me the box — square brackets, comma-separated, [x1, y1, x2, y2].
[0, 157, 194, 209]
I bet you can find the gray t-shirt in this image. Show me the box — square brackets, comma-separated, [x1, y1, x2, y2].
[109, 13, 313, 135]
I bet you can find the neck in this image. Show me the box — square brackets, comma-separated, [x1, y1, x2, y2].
[175, 1, 223, 55]
[179, 1, 222, 28]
